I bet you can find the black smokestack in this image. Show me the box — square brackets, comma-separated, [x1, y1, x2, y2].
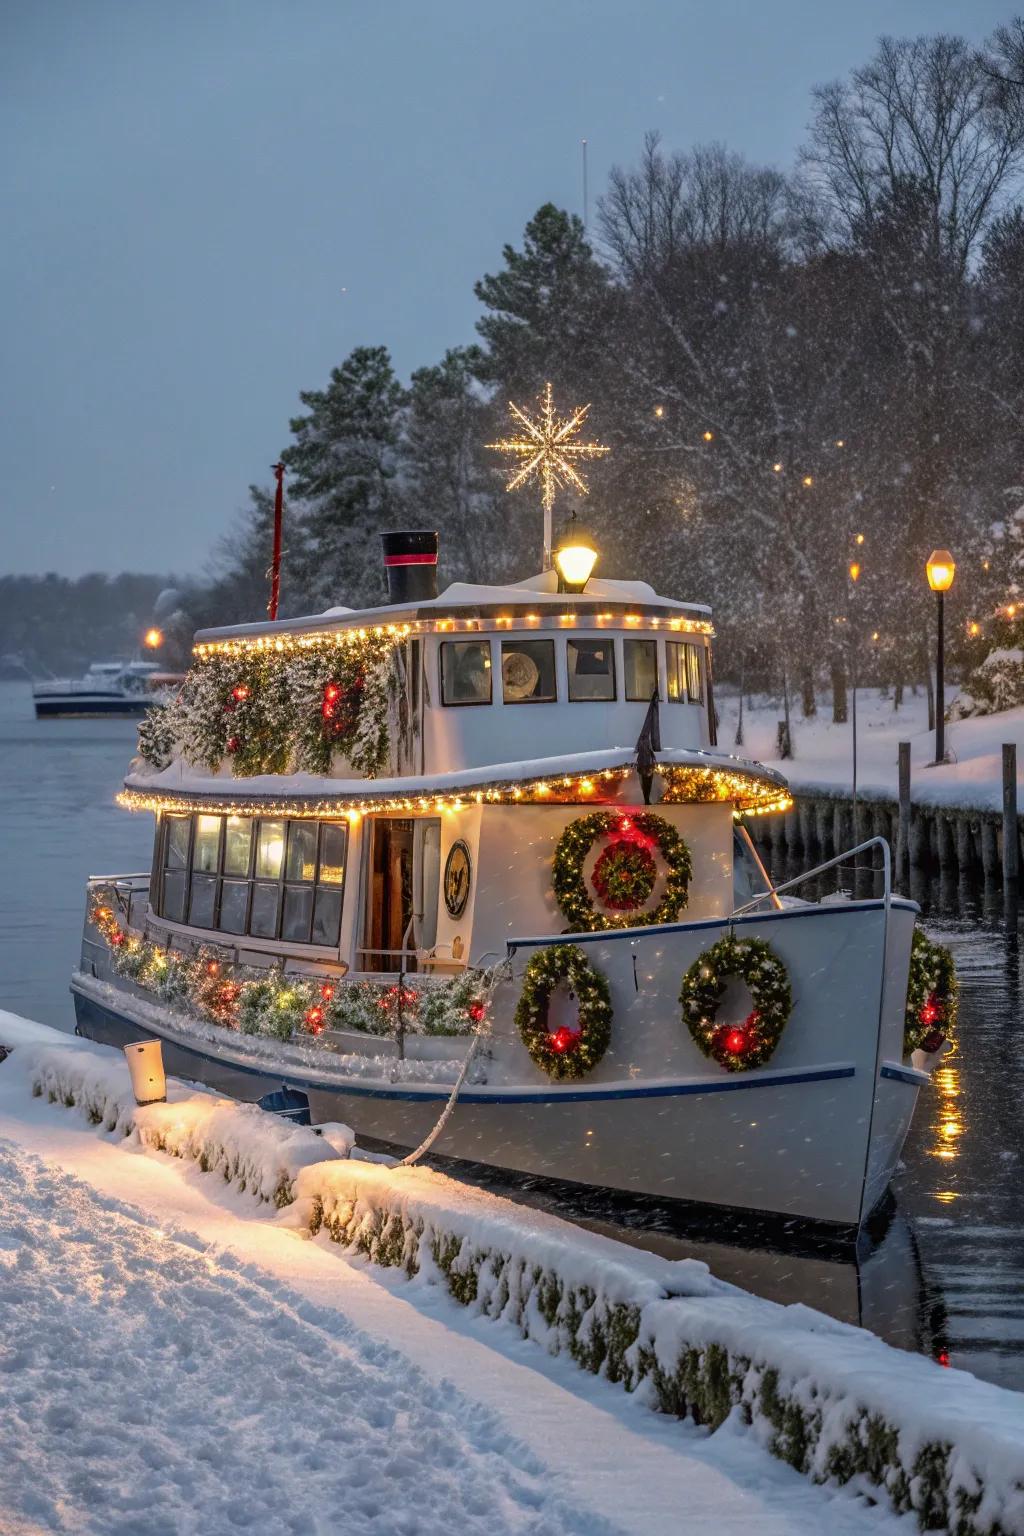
[381, 530, 439, 604]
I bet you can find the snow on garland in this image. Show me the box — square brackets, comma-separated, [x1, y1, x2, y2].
[552, 811, 692, 932]
[904, 925, 958, 1054]
[514, 943, 612, 1080]
[89, 895, 488, 1043]
[138, 634, 400, 778]
[679, 934, 792, 1072]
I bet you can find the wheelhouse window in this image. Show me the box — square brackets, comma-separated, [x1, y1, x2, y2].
[154, 814, 347, 948]
[500, 639, 556, 703]
[666, 641, 704, 704]
[567, 639, 615, 702]
[624, 639, 658, 702]
[440, 640, 492, 705]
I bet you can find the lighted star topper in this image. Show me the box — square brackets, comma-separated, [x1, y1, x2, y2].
[488, 383, 610, 515]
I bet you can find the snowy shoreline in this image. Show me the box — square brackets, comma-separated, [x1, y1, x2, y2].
[5, 1011, 1023, 1536]
[721, 693, 1024, 815]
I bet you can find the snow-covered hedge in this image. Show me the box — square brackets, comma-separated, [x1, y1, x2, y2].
[8, 1033, 1024, 1534]
[22, 1039, 344, 1207]
[954, 648, 1024, 718]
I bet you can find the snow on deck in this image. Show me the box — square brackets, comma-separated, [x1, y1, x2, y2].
[722, 692, 1024, 813]
[0, 1014, 929, 1536]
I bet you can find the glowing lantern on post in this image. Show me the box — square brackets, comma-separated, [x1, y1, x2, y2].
[926, 550, 956, 764]
[123, 1039, 166, 1105]
[554, 515, 598, 594]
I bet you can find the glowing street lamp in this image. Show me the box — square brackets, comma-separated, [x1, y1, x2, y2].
[554, 515, 598, 593]
[926, 549, 955, 764]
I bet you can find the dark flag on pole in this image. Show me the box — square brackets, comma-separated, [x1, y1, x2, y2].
[635, 686, 661, 805]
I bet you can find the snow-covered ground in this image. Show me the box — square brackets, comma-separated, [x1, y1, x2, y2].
[0, 1033, 918, 1536]
[720, 691, 1024, 813]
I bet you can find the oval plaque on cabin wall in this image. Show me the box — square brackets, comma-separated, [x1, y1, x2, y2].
[443, 840, 472, 918]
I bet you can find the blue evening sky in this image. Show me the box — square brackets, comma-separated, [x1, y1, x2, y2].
[0, 0, 1011, 576]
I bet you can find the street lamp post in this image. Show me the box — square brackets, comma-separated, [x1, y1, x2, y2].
[926, 550, 956, 765]
[848, 561, 861, 840]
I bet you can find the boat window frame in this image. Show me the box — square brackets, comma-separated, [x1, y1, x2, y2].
[623, 637, 659, 702]
[566, 636, 617, 703]
[499, 637, 558, 705]
[439, 638, 493, 708]
[666, 640, 704, 705]
[153, 812, 348, 951]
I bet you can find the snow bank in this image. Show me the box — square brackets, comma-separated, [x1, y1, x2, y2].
[7, 1031, 1024, 1533]
[722, 693, 1024, 813]
[13, 1036, 345, 1207]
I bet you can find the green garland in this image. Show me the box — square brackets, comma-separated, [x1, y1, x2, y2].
[680, 933, 792, 1073]
[514, 943, 612, 1080]
[89, 894, 487, 1044]
[138, 633, 398, 779]
[904, 925, 958, 1054]
[552, 811, 692, 932]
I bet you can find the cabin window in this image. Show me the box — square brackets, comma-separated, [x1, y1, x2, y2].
[666, 641, 703, 704]
[153, 814, 348, 949]
[500, 639, 556, 703]
[624, 639, 658, 701]
[567, 639, 615, 702]
[160, 814, 191, 922]
[441, 641, 492, 705]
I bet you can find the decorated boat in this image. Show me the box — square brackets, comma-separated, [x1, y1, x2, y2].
[69, 513, 957, 1235]
[33, 659, 175, 719]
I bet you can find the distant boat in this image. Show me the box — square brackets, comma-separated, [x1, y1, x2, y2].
[33, 660, 179, 719]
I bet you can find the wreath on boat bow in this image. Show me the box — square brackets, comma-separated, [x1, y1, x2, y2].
[904, 926, 958, 1055]
[553, 810, 692, 931]
[680, 933, 792, 1072]
[515, 944, 612, 1080]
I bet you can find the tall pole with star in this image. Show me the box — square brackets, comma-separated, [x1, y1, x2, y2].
[488, 383, 610, 570]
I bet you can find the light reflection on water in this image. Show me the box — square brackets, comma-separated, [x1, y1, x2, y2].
[0, 682, 1021, 1387]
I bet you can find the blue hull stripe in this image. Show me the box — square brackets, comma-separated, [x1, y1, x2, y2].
[880, 1062, 930, 1088]
[74, 989, 856, 1105]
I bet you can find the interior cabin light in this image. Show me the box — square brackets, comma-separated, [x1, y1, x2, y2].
[926, 549, 955, 592]
[554, 513, 598, 594]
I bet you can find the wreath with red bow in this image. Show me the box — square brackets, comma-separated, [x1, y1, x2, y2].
[680, 933, 792, 1072]
[552, 811, 692, 931]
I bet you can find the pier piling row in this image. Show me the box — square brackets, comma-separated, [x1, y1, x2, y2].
[751, 741, 1022, 890]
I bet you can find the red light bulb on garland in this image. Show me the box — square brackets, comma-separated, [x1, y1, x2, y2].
[231, 683, 250, 703]
[226, 736, 240, 754]
[919, 994, 941, 1027]
[550, 1025, 579, 1054]
[304, 1006, 325, 1034]
[724, 1027, 747, 1056]
[322, 681, 342, 720]
[206, 960, 220, 976]
[109, 929, 126, 948]
[468, 1001, 486, 1023]
[320, 982, 335, 1002]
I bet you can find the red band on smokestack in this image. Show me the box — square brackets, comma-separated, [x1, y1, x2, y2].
[384, 552, 437, 567]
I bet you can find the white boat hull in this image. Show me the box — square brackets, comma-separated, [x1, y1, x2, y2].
[72, 894, 925, 1231]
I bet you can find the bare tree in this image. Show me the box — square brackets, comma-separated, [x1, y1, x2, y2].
[802, 34, 1024, 274]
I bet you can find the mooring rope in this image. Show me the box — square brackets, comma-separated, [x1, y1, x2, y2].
[398, 957, 512, 1167]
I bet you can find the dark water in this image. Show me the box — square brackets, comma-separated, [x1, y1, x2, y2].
[0, 682, 1021, 1388]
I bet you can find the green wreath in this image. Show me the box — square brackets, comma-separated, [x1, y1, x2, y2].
[904, 926, 958, 1054]
[680, 933, 792, 1072]
[515, 944, 612, 1080]
[552, 811, 692, 932]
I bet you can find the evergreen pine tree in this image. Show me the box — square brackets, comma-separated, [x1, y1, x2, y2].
[403, 347, 522, 582]
[283, 346, 406, 610]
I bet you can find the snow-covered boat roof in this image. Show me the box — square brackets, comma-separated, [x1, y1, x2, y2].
[121, 746, 791, 818]
[193, 570, 712, 646]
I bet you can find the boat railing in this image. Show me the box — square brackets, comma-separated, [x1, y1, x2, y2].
[729, 836, 892, 920]
[86, 872, 151, 933]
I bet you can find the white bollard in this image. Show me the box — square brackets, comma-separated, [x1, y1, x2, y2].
[123, 1039, 166, 1105]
